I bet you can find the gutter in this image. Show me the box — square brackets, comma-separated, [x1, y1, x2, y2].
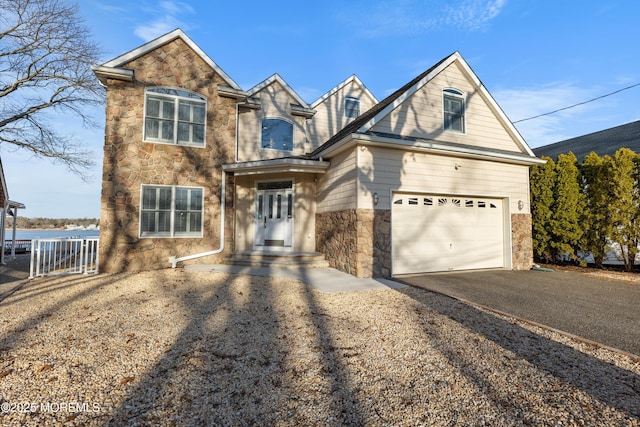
[169, 170, 226, 268]
[315, 133, 546, 166]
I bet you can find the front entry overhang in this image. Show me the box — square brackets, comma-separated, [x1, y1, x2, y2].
[222, 158, 330, 176]
[225, 158, 328, 255]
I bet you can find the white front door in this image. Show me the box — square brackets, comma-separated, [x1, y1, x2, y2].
[255, 181, 293, 249]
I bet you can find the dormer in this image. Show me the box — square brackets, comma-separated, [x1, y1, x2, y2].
[236, 74, 314, 162]
[306, 75, 377, 151]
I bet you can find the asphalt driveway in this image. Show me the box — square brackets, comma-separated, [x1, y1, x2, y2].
[398, 269, 640, 357]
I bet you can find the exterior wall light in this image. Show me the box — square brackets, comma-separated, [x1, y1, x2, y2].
[518, 200, 524, 211]
[373, 193, 379, 205]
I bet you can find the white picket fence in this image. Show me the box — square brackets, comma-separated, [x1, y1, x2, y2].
[29, 237, 99, 278]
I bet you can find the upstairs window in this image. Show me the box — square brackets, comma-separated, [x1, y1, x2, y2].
[443, 88, 465, 133]
[144, 88, 206, 146]
[344, 96, 360, 118]
[140, 185, 203, 238]
[261, 118, 294, 151]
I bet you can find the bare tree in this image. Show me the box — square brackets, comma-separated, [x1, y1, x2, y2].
[0, 0, 104, 178]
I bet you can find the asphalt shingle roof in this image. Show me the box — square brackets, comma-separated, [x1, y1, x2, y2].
[309, 54, 453, 158]
[533, 120, 640, 162]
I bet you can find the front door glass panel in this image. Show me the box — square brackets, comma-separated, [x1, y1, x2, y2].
[255, 181, 293, 248]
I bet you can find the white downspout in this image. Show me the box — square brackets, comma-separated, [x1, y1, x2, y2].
[0, 204, 5, 265]
[235, 101, 239, 163]
[169, 170, 226, 268]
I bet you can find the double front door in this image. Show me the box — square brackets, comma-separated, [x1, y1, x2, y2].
[255, 181, 293, 248]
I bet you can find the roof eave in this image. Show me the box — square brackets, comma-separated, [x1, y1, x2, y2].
[314, 133, 545, 166]
[99, 28, 242, 91]
[8, 200, 25, 210]
[91, 65, 134, 86]
[310, 74, 379, 109]
[217, 85, 248, 100]
[349, 51, 535, 158]
[222, 158, 330, 176]
[247, 74, 311, 108]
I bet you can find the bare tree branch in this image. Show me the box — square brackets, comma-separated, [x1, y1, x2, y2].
[0, 0, 105, 177]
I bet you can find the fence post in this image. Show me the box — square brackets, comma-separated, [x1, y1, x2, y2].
[29, 239, 36, 279]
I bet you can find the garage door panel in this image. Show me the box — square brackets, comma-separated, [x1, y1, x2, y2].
[392, 194, 505, 275]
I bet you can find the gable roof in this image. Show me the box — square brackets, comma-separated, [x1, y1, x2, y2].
[310, 74, 378, 109]
[310, 52, 535, 160]
[95, 28, 242, 91]
[247, 73, 311, 108]
[533, 120, 640, 162]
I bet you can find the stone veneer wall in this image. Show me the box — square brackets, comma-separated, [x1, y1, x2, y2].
[511, 213, 534, 270]
[373, 210, 392, 277]
[99, 38, 236, 273]
[318, 210, 534, 278]
[316, 209, 375, 278]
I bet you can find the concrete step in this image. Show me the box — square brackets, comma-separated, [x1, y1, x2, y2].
[223, 251, 329, 268]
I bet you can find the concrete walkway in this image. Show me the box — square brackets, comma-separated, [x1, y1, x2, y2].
[184, 264, 407, 293]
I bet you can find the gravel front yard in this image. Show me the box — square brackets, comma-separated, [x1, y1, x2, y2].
[1, 269, 639, 426]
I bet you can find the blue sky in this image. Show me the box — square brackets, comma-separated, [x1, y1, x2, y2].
[3, 0, 640, 218]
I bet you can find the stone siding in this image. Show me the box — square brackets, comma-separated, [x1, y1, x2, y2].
[373, 210, 392, 277]
[511, 213, 534, 270]
[317, 209, 533, 278]
[316, 209, 375, 278]
[99, 38, 236, 273]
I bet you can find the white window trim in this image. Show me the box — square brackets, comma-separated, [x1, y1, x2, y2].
[344, 95, 360, 119]
[139, 184, 205, 238]
[260, 117, 295, 152]
[442, 88, 466, 134]
[143, 87, 207, 147]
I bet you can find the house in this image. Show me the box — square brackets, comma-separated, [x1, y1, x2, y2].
[92, 29, 543, 277]
[0, 156, 26, 262]
[533, 120, 640, 162]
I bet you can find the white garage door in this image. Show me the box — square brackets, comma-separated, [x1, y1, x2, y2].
[392, 193, 505, 275]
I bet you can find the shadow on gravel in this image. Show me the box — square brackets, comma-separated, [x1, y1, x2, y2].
[104, 271, 279, 425]
[297, 268, 367, 426]
[0, 274, 119, 344]
[104, 268, 367, 426]
[398, 286, 640, 420]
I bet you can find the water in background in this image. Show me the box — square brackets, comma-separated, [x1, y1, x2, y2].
[6, 229, 100, 240]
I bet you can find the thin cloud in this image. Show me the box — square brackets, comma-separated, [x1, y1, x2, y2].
[444, 0, 507, 31]
[351, 0, 506, 38]
[134, 1, 195, 41]
[493, 82, 604, 147]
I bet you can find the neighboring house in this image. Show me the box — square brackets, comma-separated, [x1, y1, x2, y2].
[0, 156, 26, 263]
[92, 29, 543, 277]
[533, 120, 640, 162]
